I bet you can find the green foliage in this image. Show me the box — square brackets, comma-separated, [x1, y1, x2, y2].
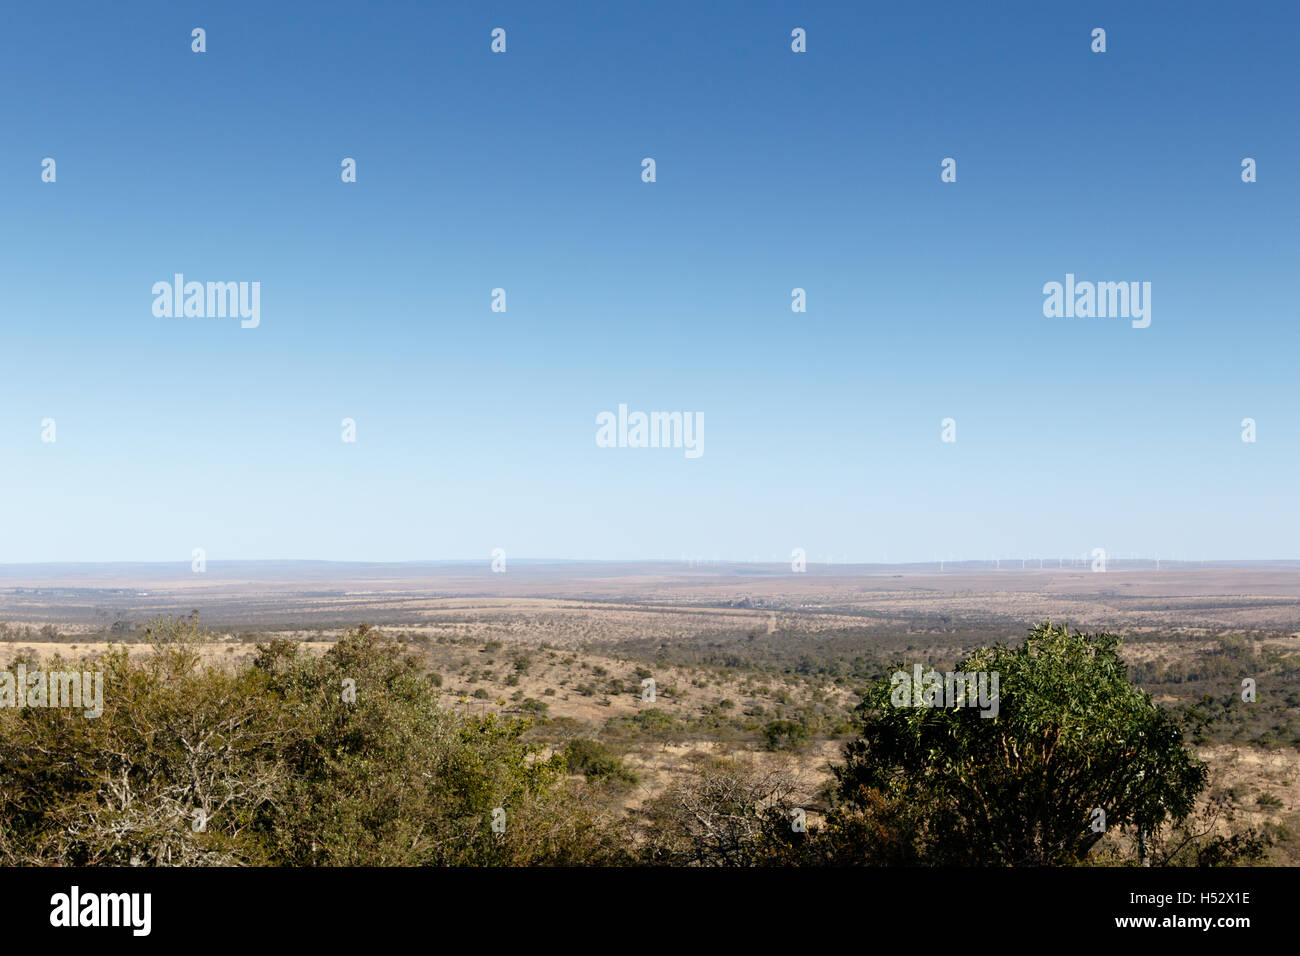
[0, 616, 283, 865]
[0, 619, 626, 866]
[831, 622, 1208, 865]
[603, 707, 682, 743]
[564, 738, 638, 785]
[762, 719, 808, 751]
[0, 617, 1272, 868]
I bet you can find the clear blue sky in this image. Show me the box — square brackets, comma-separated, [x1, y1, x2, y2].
[1, 1, 1295, 564]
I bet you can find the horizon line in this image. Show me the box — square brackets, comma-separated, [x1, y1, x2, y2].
[2, 557, 1299, 569]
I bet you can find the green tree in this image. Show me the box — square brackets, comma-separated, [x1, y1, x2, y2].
[0, 619, 628, 867]
[830, 622, 1208, 865]
[762, 719, 808, 752]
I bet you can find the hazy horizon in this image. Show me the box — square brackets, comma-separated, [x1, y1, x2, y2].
[4, 555, 1300, 569]
[3, 556, 1299, 585]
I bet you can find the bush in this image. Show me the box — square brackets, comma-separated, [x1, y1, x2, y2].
[762, 719, 808, 751]
[563, 739, 637, 785]
[0, 619, 628, 866]
[831, 622, 1208, 866]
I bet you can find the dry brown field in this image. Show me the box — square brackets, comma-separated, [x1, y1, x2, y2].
[2, 560, 1297, 862]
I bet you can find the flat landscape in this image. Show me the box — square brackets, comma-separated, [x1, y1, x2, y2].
[3, 560, 1297, 864]
[5, 559, 1300, 635]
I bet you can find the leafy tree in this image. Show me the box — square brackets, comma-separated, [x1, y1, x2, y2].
[762, 719, 808, 752]
[0, 616, 284, 865]
[0, 619, 628, 866]
[830, 622, 1208, 865]
[564, 738, 637, 785]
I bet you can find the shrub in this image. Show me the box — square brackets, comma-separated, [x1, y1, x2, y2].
[0, 619, 628, 866]
[762, 719, 808, 751]
[831, 622, 1208, 866]
[563, 739, 637, 785]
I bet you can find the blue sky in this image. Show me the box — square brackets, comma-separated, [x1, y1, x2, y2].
[0, 1, 1295, 564]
